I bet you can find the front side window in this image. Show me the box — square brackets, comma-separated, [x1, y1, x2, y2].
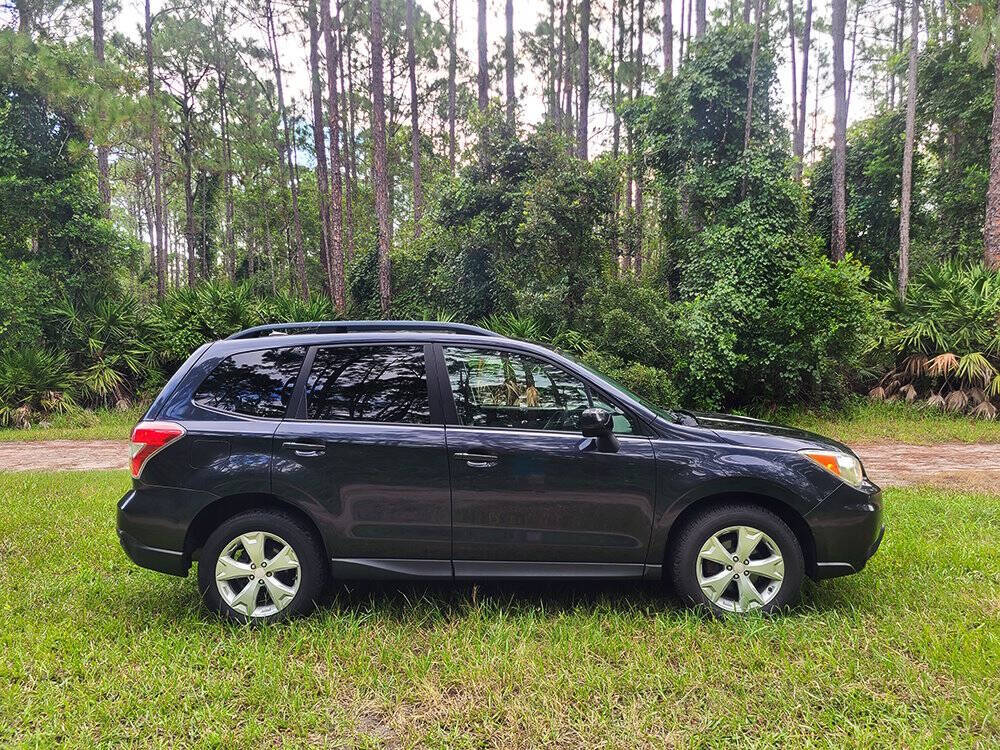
[443, 347, 637, 434]
[306, 345, 430, 423]
[193, 347, 305, 418]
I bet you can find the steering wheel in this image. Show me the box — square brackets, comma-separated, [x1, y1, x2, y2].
[541, 405, 587, 432]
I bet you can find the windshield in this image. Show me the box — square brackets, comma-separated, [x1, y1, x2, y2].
[563, 352, 679, 423]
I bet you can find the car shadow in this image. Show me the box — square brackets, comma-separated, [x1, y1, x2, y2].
[116, 569, 872, 625]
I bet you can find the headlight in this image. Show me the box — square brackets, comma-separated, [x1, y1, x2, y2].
[800, 449, 864, 487]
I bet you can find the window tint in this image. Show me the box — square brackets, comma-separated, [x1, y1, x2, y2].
[306, 346, 430, 423]
[193, 347, 305, 418]
[443, 347, 637, 434]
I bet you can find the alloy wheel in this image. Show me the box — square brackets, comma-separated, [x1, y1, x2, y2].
[215, 531, 301, 618]
[695, 525, 785, 613]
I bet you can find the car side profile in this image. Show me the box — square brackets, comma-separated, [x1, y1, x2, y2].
[118, 320, 884, 622]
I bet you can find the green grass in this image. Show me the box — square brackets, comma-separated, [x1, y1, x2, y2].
[0, 406, 145, 442]
[2, 399, 998, 447]
[2, 471, 998, 747]
[772, 399, 1000, 445]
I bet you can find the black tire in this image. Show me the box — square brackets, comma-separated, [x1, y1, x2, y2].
[670, 504, 804, 616]
[197, 509, 327, 624]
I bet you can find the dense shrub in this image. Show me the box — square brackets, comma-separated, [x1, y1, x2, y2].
[0, 346, 77, 426]
[579, 351, 680, 410]
[872, 262, 1000, 418]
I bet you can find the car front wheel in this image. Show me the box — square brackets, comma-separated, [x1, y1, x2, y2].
[670, 504, 804, 616]
[198, 509, 327, 623]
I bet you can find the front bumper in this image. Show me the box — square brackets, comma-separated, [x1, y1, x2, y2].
[806, 479, 884, 580]
[117, 490, 190, 577]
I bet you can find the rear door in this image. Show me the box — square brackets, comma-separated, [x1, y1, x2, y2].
[272, 343, 452, 577]
[436, 344, 657, 573]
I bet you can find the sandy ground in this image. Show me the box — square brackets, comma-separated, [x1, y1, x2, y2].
[0, 440, 996, 492]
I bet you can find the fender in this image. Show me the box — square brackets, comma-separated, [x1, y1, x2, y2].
[645, 441, 826, 566]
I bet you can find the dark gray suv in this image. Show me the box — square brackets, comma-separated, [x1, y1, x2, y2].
[118, 321, 883, 622]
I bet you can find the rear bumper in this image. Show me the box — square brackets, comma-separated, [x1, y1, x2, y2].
[117, 528, 189, 577]
[117, 490, 190, 577]
[807, 479, 884, 581]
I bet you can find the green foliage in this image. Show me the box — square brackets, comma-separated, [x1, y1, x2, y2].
[873, 262, 1000, 418]
[0, 346, 77, 426]
[763, 256, 882, 400]
[0, 51, 141, 300]
[54, 293, 159, 405]
[810, 109, 919, 278]
[435, 115, 614, 326]
[0, 257, 53, 354]
[579, 351, 680, 410]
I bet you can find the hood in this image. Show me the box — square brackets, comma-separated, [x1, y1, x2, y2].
[681, 410, 855, 455]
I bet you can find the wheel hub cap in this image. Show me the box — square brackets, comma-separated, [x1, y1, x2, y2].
[215, 531, 301, 618]
[695, 525, 785, 613]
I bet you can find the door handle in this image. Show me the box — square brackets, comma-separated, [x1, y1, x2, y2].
[282, 441, 326, 457]
[453, 452, 498, 468]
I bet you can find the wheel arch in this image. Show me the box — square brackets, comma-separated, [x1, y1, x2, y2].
[663, 492, 818, 579]
[183, 492, 328, 563]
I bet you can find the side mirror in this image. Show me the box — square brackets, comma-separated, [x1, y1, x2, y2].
[580, 407, 613, 437]
[580, 408, 620, 453]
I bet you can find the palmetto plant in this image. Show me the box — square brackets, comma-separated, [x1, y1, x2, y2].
[873, 262, 1000, 419]
[0, 346, 78, 426]
[55, 293, 159, 407]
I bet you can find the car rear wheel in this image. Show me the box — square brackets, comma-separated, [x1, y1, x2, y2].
[670, 504, 804, 616]
[198, 509, 327, 623]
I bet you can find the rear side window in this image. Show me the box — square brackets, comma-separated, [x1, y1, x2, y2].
[193, 347, 305, 418]
[306, 345, 430, 423]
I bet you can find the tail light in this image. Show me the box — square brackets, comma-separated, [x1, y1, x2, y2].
[129, 421, 186, 478]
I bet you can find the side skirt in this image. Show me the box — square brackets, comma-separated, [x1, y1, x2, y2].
[329, 559, 653, 581]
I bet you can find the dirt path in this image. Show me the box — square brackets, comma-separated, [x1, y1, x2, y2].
[0, 440, 996, 492]
[851, 443, 999, 493]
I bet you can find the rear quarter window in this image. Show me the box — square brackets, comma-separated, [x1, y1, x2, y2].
[193, 347, 306, 418]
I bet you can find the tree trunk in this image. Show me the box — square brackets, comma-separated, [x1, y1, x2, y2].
[145, 0, 166, 298]
[634, 0, 645, 272]
[323, 0, 347, 311]
[794, 0, 812, 180]
[267, 0, 309, 298]
[743, 0, 763, 157]
[743, 0, 751, 24]
[695, 0, 705, 38]
[217, 63, 236, 280]
[505, 0, 516, 124]
[182, 88, 197, 287]
[831, 0, 848, 260]
[371, 0, 392, 314]
[308, 0, 334, 300]
[685, 0, 693, 60]
[406, 0, 423, 235]
[337, 0, 356, 260]
[662, 0, 672, 77]
[577, 0, 590, 158]
[448, 0, 457, 172]
[93, 0, 111, 213]
[555, 0, 566, 129]
[985, 47, 1000, 269]
[898, 0, 918, 296]
[564, 0, 575, 143]
[679, 0, 685, 61]
[477, 0, 488, 111]
[788, 0, 798, 156]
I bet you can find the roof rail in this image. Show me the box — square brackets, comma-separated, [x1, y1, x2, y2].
[225, 320, 502, 340]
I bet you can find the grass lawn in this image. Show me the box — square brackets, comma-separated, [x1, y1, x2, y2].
[3, 399, 998, 447]
[2, 472, 998, 747]
[772, 400, 1000, 445]
[0, 407, 145, 442]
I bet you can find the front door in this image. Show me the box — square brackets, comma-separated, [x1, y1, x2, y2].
[272, 344, 452, 577]
[438, 345, 657, 575]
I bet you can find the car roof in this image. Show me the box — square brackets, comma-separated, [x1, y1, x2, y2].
[207, 331, 546, 357]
